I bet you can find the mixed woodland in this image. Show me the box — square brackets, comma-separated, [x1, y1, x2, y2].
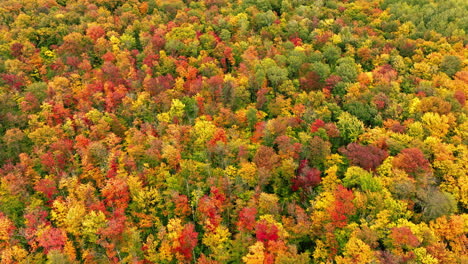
[0, 0, 467, 263]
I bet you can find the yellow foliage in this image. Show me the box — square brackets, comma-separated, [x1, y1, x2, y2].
[312, 240, 330, 263]
[82, 211, 107, 243]
[458, 175, 468, 209]
[408, 97, 421, 115]
[414, 247, 439, 264]
[202, 225, 231, 261]
[258, 193, 279, 215]
[430, 214, 468, 255]
[259, 214, 289, 240]
[169, 99, 185, 119]
[238, 162, 258, 187]
[407, 121, 426, 139]
[421, 112, 452, 137]
[335, 237, 375, 264]
[192, 117, 216, 147]
[64, 239, 77, 261]
[143, 234, 160, 263]
[0, 245, 27, 263]
[225, 165, 238, 181]
[158, 241, 174, 262]
[321, 165, 341, 192]
[50, 199, 67, 228]
[242, 241, 265, 264]
[0, 217, 13, 242]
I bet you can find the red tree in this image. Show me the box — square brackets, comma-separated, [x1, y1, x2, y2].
[175, 223, 198, 262]
[392, 148, 431, 174]
[291, 159, 321, 192]
[256, 220, 279, 243]
[340, 143, 388, 171]
[328, 185, 355, 228]
[237, 207, 257, 232]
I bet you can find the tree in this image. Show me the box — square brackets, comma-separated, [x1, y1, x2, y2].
[440, 55, 462, 77]
[253, 145, 279, 170]
[343, 101, 379, 126]
[37, 227, 66, 254]
[335, 237, 375, 264]
[237, 207, 257, 232]
[337, 112, 365, 144]
[340, 143, 388, 171]
[335, 57, 359, 83]
[175, 223, 198, 263]
[291, 159, 321, 193]
[328, 185, 356, 228]
[242, 241, 265, 264]
[392, 148, 431, 175]
[255, 219, 279, 242]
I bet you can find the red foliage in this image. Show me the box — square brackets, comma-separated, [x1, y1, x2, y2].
[315, 31, 333, 45]
[0, 212, 15, 242]
[151, 29, 166, 51]
[390, 226, 421, 248]
[290, 37, 303, 46]
[37, 227, 66, 254]
[251, 121, 266, 143]
[105, 83, 128, 112]
[206, 75, 224, 100]
[175, 223, 198, 262]
[20, 92, 41, 112]
[1, 73, 24, 91]
[323, 122, 341, 138]
[237, 207, 257, 232]
[100, 208, 126, 239]
[66, 56, 82, 68]
[323, 75, 342, 97]
[300, 71, 323, 92]
[40, 149, 69, 172]
[86, 25, 106, 41]
[208, 128, 227, 147]
[256, 220, 279, 242]
[340, 143, 388, 171]
[106, 158, 118, 179]
[102, 52, 116, 62]
[292, 159, 321, 191]
[373, 64, 398, 84]
[101, 178, 130, 211]
[328, 185, 355, 228]
[253, 145, 279, 169]
[256, 87, 269, 109]
[392, 148, 431, 174]
[10, 42, 23, 57]
[197, 188, 226, 230]
[197, 254, 221, 264]
[174, 194, 191, 217]
[454, 90, 466, 106]
[310, 119, 326, 133]
[184, 76, 203, 96]
[34, 178, 57, 202]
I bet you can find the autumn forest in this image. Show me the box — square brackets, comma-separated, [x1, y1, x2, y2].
[0, 0, 467, 263]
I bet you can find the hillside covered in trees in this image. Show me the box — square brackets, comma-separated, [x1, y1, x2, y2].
[0, 0, 467, 263]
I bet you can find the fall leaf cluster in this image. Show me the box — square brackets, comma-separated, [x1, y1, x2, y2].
[0, 0, 467, 263]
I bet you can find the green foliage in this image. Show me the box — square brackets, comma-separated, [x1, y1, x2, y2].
[343, 101, 380, 126]
[335, 57, 359, 83]
[343, 166, 382, 192]
[440, 55, 462, 77]
[337, 112, 365, 143]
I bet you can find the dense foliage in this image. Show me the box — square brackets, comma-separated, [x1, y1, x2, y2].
[0, 0, 467, 263]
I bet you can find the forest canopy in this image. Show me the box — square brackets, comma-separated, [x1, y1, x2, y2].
[0, 0, 467, 263]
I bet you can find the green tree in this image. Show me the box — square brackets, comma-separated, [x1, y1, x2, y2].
[337, 112, 365, 143]
[440, 55, 462, 77]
